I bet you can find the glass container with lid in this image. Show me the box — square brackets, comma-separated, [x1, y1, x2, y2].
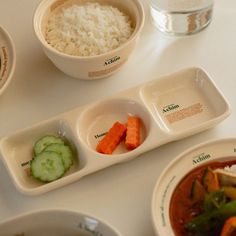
[150, 0, 214, 35]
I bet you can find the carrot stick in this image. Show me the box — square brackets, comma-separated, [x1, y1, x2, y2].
[96, 122, 127, 154]
[125, 116, 141, 150]
[220, 216, 236, 236]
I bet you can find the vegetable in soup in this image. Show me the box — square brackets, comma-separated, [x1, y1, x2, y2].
[169, 160, 236, 236]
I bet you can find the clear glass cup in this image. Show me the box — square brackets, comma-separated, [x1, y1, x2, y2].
[150, 0, 214, 35]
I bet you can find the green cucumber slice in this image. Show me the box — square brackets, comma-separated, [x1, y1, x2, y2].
[34, 135, 64, 155]
[31, 151, 65, 182]
[44, 143, 73, 171]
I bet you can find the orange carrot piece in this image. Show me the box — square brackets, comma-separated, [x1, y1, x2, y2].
[96, 122, 127, 154]
[125, 116, 141, 150]
[221, 216, 236, 236]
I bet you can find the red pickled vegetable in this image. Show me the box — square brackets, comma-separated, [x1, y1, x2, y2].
[221, 216, 236, 236]
[96, 122, 126, 154]
[125, 116, 141, 150]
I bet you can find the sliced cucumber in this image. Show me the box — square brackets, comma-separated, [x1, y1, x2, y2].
[44, 143, 73, 171]
[31, 151, 65, 182]
[34, 135, 64, 155]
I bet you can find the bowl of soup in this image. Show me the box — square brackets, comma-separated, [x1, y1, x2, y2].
[0, 208, 121, 236]
[152, 138, 236, 236]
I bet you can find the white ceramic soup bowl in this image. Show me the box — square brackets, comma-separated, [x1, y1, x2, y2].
[33, 0, 145, 80]
[0, 208, 122, 236]
[152, 137, 236, 236]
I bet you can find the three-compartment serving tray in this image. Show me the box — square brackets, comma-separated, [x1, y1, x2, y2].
[0, 67, 231, 195]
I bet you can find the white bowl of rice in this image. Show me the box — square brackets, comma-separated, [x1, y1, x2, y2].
[33, 0, 145, 80]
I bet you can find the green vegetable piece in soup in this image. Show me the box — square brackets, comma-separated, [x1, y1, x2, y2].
[203, 190, 226, 212]
[185, 200, 236, 236]
[202, 167, 220, 193]
[190, 178, 206, 203]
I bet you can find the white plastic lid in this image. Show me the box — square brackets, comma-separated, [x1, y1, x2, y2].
[0, 26, 15, 95]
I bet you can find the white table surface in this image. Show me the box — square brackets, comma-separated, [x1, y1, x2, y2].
[0, 0, 236, 235]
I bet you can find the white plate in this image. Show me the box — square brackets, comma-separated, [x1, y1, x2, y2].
[0, 67, 231, 195]
[0, 25, 16, 95]
[0, 208, 121, 236]
[152, 137, 236, 236]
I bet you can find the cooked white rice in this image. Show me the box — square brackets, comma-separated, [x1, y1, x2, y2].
[45, 1, 134, 56]
[223, 165, 236, 172]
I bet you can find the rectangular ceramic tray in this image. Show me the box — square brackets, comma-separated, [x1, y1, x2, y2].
[0, 67, 231, 195]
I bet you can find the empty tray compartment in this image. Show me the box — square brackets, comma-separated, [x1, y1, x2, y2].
[140, 67, 230, 134]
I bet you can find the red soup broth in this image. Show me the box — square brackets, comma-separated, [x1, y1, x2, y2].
[169, 160, 236, 236]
